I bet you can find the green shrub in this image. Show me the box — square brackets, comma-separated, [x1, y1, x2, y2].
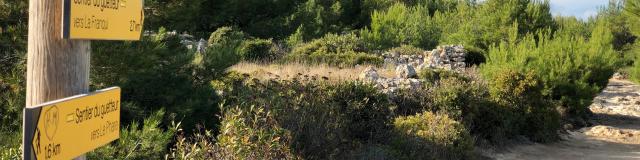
[239, 38, 275, 61]
[481, 20, 619, 122]
[361, 3, 440, 50]
[196, 27, 244, 80]
[220, 75, 393, 159]
[328, 82, 392, 141]
[421, 75, 524, 143]
[429, 77, 485, 120]
[167, 102, 298, 160]
[286, 26, 306, 47]
[463, 46, 486, 66]
[207, 26, 246, 46]
[418, 68, 468, 84]
[287, 33, 382, 66]
[389, 45, 426, 55]
[291, 33, 366, 55]
[0, 66, 24, 132]
[216, 106, 299, 159]
[489, 69, 544, 109]
[392, 112, 473, 160]
[469, 100, 514, 143]
[167, 128, 220, 159]
[92, 29, 220, 131]
[626, 0, 640, 36]
[390, 88, 432, 117]
[0, 130, 21, 160]
[625, 1, 640, 83]
[488, 69, 560, 142]
[285, 0, 346, 41]
[0, 0, 27, 75]
[286, 50, 383, 67]
[89, 109, 175, 159]
[632, 49, 640, 83]
[280, 81, 391, 159]
[0, 0, 27, 135]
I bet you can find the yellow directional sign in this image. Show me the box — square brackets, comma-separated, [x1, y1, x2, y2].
[62, 0, 144, 40]
[24, 87, 121, 160]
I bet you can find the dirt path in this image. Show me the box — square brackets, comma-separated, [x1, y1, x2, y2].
[486, 79, 640, 160]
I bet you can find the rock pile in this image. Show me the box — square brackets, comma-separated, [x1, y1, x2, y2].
[425, 45, 467, 70]
[383, 53, 424, 68]
[360, 67, 422, 95]
[360, 67, 380, 82]
[395, 64, 417, 78]
[382, 45, 468, 73]
[365, 45, 469, 95]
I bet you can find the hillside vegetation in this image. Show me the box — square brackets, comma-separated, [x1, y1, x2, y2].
[1, 0, 639, 159]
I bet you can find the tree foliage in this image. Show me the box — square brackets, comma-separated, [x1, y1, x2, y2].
[361, 3, 440, 50]
[481, 19, 619, 121]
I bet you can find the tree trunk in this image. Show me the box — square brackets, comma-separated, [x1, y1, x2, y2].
[23, 0, 90, 159]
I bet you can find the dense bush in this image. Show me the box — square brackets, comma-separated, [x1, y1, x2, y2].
[167, 105, 300, 159]
[216, 106, 299, 159]
[0, 0, 26, 154]
[392, 112, 473, 160]
[418, 68, 469, 84]
[0, 0, 27, 135]
[0, 0, 27, 73]
[390, 88, 432, 117]
[287, 33, 383, 66]
[407, 69, 559, 143]
[89, 109, 175, 159]
[488, 69, 559, 142]
[482, 20, 619, 122]
[0, 131, 21, 159]
[361, 3, 440, 50]
[291, 33, 366, 55]
[239, 38, 275, 61]
[0, 65, 23, 132]
[218, 74, 394, 159]
[463, 46, 487, 66]
[388, 45, 426, 55]
[92, 28, 223, 131]
[429, 77, 486, 121]
[632, 44, 640, 83]
[207, 26, 246, 46]
[626, 0, 640, 36]
[286, 0, 346, 41]
[625, 0, 640, 82]
[194, 27, 244, 82]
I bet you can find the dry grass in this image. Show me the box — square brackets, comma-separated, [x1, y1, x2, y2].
[228, 62, 396, 83]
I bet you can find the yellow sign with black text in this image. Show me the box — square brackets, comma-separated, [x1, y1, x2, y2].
[24, 87, 120, 160]
[62, 0, 144, 40]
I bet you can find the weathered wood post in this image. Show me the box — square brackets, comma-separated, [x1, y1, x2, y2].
[23, 0, 90, 159]
[23, 0, 142, 159]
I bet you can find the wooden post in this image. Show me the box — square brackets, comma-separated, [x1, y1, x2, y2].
[23, 0, 90, 159]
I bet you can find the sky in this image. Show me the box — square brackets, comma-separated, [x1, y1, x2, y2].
[549, 0, 611, 19]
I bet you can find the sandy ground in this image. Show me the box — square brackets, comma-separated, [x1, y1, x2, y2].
[485, 79, 640, 160]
